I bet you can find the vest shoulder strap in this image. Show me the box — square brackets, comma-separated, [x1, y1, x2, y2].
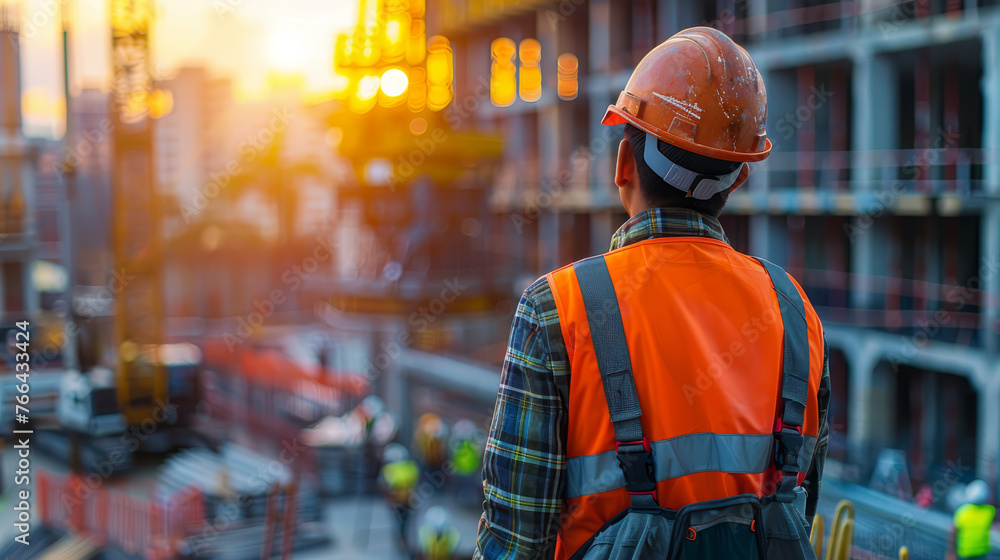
[573, 255, 656, 506]
[573, 255, 643, 443]
[753, 258, 810, 479]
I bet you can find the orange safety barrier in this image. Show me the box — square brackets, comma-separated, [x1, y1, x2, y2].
[36, 467, 205, 559]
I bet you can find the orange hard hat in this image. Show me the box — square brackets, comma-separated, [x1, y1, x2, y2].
[602, 27, 770, 163]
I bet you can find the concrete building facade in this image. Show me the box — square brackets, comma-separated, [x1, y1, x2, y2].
[426, 0, 1000, 498]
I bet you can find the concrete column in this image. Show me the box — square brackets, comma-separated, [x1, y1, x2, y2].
[589, 0, 610, 73]
[374, 323, 406, 409]
[536, 10, 562, 182]
[976, 362, 1000, 484]
[983, 201, 1000, 354]
[747, 66, 786, 261]
[747, 0, 769, 38]
[539, 211, 561, 274]
[981, 25, 1000, 353]
[748, 215, 771, 259]
[590, 209, 616, 255]
[845, 334, 879, 461]
[850, 54, 897, 310]
[655, 0, 673, 41]
[852, 54, 898, 188]
[922, 372, 939, 477]
[982, 22, 1000, 195]
[588, 0, 615, 206]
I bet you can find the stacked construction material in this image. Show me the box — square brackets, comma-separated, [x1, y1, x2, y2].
[157, 443, 330, 559]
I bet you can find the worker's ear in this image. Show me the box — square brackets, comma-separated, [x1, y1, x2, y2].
[615, 139, 639, 214]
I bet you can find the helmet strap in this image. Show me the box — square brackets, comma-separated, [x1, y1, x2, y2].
[642, 133, 742, 200]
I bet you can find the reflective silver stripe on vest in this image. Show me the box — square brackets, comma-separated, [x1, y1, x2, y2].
[565, 432, 818, 499]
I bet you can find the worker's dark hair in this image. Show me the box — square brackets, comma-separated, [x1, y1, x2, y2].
[623, 123, 742, 218]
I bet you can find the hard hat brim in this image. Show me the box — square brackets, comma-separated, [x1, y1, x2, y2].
[601, 104, 772, 163]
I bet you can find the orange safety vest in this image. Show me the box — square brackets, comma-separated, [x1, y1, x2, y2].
[546, 236, 826, 559]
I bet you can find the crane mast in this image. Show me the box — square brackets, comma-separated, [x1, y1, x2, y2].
[110, 0, 166, 425]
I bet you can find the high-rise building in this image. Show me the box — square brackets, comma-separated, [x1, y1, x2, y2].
[426, 0, 1000, 494]
[0, 6, 38, 327]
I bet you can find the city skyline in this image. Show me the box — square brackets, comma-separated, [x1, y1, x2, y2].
[9, 0, 357, 138]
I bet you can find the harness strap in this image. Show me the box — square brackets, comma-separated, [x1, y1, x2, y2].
[754, 258, 811, 494]
[574, 256, 656, 506]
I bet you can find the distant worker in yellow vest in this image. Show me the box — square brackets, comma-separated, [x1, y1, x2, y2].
[380, 442, 420, 553]
[949, 480, 996, 560]
[418, 505, 460, 560]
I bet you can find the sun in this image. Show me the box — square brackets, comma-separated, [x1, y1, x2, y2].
[266, 26, 308, 73]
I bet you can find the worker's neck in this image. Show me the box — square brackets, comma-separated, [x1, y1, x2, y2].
[628, 202, 709, 219]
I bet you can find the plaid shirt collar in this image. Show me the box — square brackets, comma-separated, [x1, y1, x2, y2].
[609, 208, 730, 251]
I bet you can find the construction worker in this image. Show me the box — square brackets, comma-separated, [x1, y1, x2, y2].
[448, 420, 482, 478]
[475, 27, 829, 559]
[380, 442, 420, 553]
[414, 412, 449, 470]
[448, 419, 483, 508]
[949, 480, 996, 560]
[418, 505, 461, 560]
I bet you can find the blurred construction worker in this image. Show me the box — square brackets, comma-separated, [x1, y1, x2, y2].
[476, 27, 829, 560]
[414, 412, 449, 470]
[358, 394, 397, 445]
[448, 420, 482, 477]
[949, 480, 996, 560]
[380, 442, 420, 553]
[357, 395, 397, 491]
[418, 505, 460, 560]
[448, 420, 483, 508]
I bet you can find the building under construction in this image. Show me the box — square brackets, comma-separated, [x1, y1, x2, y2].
[425, 0, 1000, 496]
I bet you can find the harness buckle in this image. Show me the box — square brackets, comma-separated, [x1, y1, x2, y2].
[773, 417, 803, 474]
[616, 437, 657, 499]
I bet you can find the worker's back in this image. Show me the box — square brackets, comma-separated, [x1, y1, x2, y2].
[547, 234, 826, 557]
[955, 502, 996, 558]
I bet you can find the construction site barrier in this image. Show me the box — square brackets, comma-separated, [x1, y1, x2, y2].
[36, 468, 204, 558]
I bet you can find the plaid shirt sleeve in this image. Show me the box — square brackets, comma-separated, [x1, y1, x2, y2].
[475, 277, 570, 560]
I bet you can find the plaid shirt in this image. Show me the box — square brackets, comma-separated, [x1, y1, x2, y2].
[475, 208, 830, 559]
